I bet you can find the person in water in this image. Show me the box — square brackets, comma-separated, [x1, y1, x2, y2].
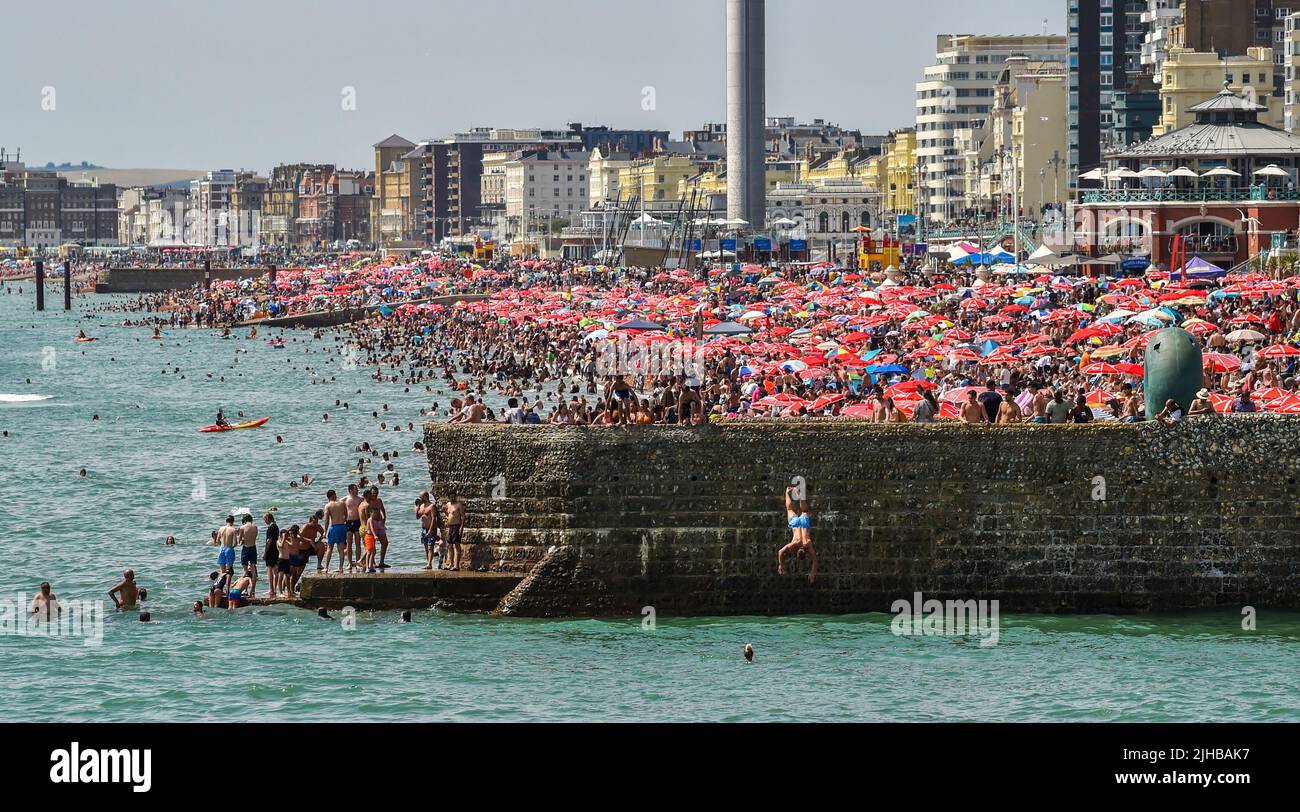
[228, 565, 255, 608]
[778, 484, 818, 583]
[108, 569, 142, 610]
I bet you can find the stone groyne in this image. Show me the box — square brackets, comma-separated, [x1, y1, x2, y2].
[425, 419, 1300, 617]
[95, 267, 258, 293]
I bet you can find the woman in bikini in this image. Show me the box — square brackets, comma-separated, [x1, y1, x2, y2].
[777, 484, 818, 584]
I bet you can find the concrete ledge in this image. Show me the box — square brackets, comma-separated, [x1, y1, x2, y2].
[298, 570, 523, 612]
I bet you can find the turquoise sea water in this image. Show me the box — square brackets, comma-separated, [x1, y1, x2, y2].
[1, 287, 1298, 723]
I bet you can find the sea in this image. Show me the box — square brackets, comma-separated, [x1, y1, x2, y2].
[0, 285, 1297, 722]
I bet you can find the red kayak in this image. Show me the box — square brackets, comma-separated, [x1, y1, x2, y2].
[199, 417, 270, 434]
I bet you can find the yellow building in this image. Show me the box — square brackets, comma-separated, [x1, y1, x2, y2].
[371, 134, 416, 244]
[803, 152, 861, 184]
[682, 169, 728, 197]
[680, 162, 802, 201]
[883, 130, 917, 214]
[618, 156, 697, 203]
[1154, 47, 1281, 136]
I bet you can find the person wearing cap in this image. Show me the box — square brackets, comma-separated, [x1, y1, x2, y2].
[1188, 389, 1215, 417]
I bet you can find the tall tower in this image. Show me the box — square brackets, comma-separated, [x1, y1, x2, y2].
[726, 0, 765, 228]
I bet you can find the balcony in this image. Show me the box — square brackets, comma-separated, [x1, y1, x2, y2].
[1081, 186, 1300, 204]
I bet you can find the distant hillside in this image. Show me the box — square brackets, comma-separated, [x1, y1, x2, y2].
[56, 168, 205, 189]
[45, 161, 103, 170]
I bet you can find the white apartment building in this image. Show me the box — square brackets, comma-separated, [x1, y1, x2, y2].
[146, 191, 191, 246]
[1287, 12, 1300, 131]
[189, 169, 236, 246]
[1140, 0, 1183, 76]
[504, 150, 590, 233]
[915, 34, 1066, 224]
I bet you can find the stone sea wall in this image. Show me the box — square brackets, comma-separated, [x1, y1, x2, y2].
[424, 419, 1300, 617]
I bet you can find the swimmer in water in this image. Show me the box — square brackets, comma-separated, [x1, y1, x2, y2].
[744, 644, 754, 663]
[108, 569, 141, 610]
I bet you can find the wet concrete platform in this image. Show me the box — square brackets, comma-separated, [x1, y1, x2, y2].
[297, 569, 523, 613]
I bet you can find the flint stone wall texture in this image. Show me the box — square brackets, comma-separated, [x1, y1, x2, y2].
[424, 418, 1300, 617]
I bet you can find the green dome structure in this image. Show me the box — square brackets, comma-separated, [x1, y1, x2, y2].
[1144, 326, 1203, 420]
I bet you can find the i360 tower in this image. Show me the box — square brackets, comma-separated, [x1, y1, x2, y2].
[726, 0, 765, 229]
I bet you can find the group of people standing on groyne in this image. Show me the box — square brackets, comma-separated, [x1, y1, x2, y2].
[201, 485, 471, 607]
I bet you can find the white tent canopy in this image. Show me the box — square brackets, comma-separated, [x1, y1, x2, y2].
[1026, 245, 1059, 265]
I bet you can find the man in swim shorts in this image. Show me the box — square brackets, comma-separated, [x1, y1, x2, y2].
[416, 491, 440, 571]
[323, 490, 350, 573]
[239, 514, 259, 592]
[299, 512, 325, 572]
[343, 484, 363, 571]
[443, 492, 465, 571]
[215, 515, 239, 574]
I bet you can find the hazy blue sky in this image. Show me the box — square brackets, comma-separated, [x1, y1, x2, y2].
[3, 0, 1065, 171]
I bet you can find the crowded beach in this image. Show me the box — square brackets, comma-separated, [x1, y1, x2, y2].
[53, 244, 1300, 425]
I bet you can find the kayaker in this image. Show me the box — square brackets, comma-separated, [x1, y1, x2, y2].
[215, 409, 230, 429]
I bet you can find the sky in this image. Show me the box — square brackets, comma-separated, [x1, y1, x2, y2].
[2, 0, 1066, 172]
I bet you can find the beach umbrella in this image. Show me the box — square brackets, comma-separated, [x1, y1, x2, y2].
[1167, 167, 1199, 179]
[1203, 353, 1243, 374]
[1266, 393, 1300, 414]
[617, 317, 667, 331]
[1082, 362, 1124, 375]
[704, 320, 754, 336]
[1256, 344, 1300, 359]
[1253, 164, 1291, 179]
[1201, 166, 1241, 179]
[1084, 388, 1116, 407]
[1078, 168, 1105, 181]
[809, 393, 846, 412]
[1225, 329, 1266, 343]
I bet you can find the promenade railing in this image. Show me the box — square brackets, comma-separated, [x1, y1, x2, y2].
[1080, 186, 1300, 204]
